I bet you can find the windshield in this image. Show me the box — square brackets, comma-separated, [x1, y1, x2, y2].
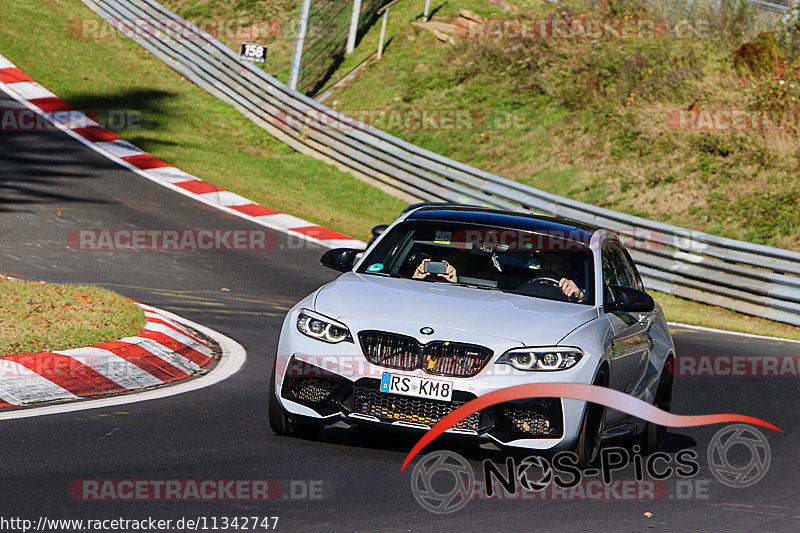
[357, 221, 595, 304]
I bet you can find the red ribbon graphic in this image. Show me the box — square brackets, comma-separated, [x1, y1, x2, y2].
[401, 383, 780, 472]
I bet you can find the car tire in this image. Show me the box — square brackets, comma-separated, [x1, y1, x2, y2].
[268, 358, 323, 440]
[572, 368, 608, 467]
[638, 357, 674, 454]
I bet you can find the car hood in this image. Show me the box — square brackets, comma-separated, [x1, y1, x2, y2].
[313, 273, 599, 346]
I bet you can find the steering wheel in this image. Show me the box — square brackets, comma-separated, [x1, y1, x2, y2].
[530, 276, 560, 287]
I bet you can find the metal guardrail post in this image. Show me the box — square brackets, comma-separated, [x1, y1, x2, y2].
[289, 0, 312, 91]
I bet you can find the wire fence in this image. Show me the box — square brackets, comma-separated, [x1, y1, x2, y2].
[298, 0, 388, 95]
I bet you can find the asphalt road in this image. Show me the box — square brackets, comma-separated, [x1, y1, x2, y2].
[1, 86, 799, 532]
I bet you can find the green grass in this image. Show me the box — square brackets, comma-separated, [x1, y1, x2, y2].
[0, 0, 404, 241]
[0, 276, 145, 356]
[655, 290, 800, 341]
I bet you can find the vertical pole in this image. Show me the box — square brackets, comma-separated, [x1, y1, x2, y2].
[377, 8, 388, 60]
[346, 0, 363, 54]
[289, 0, 312, 91]
[423, 0, 431, 22]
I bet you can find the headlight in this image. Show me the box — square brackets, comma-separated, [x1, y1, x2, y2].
[496, 347, 582, 371]
[296, 310, 353, 343]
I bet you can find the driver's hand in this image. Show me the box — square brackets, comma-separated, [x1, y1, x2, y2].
[559, 278, 584, 300]
[413, 259, 430, 279]
[438, 261, 457, 283]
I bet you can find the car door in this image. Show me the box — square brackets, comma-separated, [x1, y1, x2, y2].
[603, 240, 655, 400]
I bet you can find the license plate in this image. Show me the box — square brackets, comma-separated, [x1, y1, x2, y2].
[380, 372, 453, 401]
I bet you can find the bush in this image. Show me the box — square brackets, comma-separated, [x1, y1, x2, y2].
[733, 31, 780, 75]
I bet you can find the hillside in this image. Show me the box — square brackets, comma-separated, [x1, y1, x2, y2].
[320, 0, 800, 250]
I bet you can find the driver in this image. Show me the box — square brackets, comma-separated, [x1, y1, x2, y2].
[539, 252, 585, 300]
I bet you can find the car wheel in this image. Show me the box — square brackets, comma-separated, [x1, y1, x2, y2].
[639, 357, 674, 454]
[572, 368, 608, 467]
[268, 358, 323, 440]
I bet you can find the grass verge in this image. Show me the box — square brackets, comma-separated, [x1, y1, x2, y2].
[0, 276, 145, 356]
[655, 290, 800, 341]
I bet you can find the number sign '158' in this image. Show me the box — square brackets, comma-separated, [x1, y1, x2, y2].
[239, 43, 266, 63]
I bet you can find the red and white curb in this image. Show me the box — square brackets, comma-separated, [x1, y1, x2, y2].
[0, 52, 366, 249]
[0, 301, 216, 409]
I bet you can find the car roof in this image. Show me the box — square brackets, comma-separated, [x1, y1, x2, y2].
[404, 205, 601, 244]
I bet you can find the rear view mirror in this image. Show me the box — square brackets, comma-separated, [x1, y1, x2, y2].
[320, 248, 363, 272]
[604, 285, 655, 313]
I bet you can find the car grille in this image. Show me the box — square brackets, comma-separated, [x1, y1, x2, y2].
[358, 331, 421, 371]
[358, 330, 493, 377]
[352, 387, 480, 431]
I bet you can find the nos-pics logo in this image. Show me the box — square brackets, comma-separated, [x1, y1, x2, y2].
[410, 424, 771, 514]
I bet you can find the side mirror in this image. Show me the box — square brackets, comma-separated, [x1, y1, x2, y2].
[367, 224, 389, 247]
[320, 248, 363, 272]
[371, 224, 389, 239]
[604, 285, 655, 313]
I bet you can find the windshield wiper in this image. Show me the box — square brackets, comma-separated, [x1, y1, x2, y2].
[451, 282, 505, 292]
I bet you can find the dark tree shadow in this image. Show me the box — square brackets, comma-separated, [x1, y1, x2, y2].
[0, 87, 179, 212]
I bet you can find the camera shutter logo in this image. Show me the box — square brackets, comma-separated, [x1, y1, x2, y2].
[411, 451, 474, 513]
[708, 424, 770, 488]
[516, 456, 554, 492]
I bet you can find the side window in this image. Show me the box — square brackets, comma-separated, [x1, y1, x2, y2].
[601, 244, 620, 303]
[620, 249, 644, 292]
[602, 241, 637, 302]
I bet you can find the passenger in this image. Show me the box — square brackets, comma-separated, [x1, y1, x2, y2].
[412, 251, 460, 283]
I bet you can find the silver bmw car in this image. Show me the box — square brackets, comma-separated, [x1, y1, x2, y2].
[270, 205, 675, 464]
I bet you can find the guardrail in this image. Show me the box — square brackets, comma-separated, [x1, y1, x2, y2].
[81, 0, 800, 327]
[750, 0, 794, 13]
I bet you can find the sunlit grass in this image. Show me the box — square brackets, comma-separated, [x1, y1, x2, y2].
[0, 276, 145, 356]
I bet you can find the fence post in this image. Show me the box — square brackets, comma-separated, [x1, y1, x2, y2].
[423, 0, 431, 21]
[377, 8, 389, 59]
[346, 0, 363, 54]
[289, 0, 312, 91]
